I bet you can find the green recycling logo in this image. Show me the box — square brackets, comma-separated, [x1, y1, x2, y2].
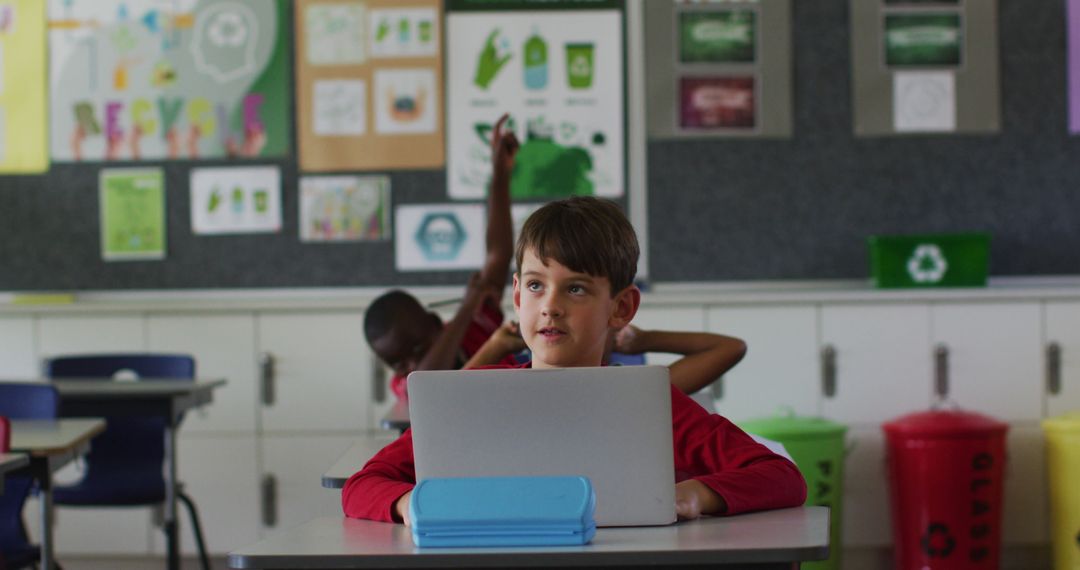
[907, 244, 948, 283]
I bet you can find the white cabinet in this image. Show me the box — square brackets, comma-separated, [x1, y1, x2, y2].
[0, 316, 37, 377]
[37, 315, 146, 360]
[931, 303, 1043, 422]
[260, 435, 359, 537]
[707, 305, 819, 421]
[820, 304, 933, 424]
[842, 426, 891, 547]
[147, 313, 258, 434]
[1045, 301, 1080, 417]
[256, 312, 373, 433]
[629, 306, 706, 367]
[150, 435, 261, 556]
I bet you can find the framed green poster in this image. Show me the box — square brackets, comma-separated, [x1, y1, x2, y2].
[100, 168, 166, 261]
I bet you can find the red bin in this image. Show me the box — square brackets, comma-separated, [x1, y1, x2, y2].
[882, 410, 1008, 570]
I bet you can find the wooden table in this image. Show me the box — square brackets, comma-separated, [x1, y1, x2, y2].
[11, 418, 106, 570]
[228, 507, 829, 569]
[51, 379, 226, 570]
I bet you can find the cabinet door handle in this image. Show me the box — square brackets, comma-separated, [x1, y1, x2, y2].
[260, 352, 276, 407]
[821, 345, 837, 398]
[934, 344, 950, 399]
[1047, 342, 1062, 396]
[372, 358, 387, 404]
[261, 474, 278, 528]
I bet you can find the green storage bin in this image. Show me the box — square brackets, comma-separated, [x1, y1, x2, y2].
[868, 233, 989, 288]
[740, 414, 848, 570]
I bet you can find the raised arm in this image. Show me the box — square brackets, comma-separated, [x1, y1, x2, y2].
[613, 326, 747, 394]
[413, 273, 497, 372]
[480, 113, 518, 296]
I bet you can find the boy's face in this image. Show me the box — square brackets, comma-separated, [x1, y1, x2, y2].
[513, 248, 639, 369]
[371, 312, 442, 378]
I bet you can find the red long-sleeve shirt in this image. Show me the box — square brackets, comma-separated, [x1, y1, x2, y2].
[343, 365, 807, 522]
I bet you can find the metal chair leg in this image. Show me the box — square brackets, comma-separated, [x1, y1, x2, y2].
[178, 492, 210, 570]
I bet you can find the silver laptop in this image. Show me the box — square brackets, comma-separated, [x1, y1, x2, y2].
[408, 365, 676, 527]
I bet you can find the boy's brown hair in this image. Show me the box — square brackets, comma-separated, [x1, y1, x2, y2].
[515, 197, 639, 296]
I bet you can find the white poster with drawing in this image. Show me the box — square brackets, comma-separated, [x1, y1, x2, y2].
[305, 2, 367, 65]
[190, 166, 282, 234]
[369, 7, 438, 58]
[300, 175, 391, 242]
[395, 203, 485, 271]
[313, 79, 366, 136]
[894, 71, 956, 132]
[446, 3, 624, 200]
[374, 68, 436, 134]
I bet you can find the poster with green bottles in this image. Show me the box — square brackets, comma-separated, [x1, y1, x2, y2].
[446, 0, 625, 200]
[99, 168, 166, 261]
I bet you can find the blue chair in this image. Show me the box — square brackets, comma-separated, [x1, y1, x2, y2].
[46, 354, 209, 570]
[608, 352, 646, 366]
[0, 383, 60, 570]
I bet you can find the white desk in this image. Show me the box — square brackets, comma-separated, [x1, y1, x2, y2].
[0, 452, 30, 495]
[11, 418, 106, 570]
[380, 400, 411, 433]
[321, 434, 400, 489]
[49, 378, 226, 570]
[228, 507, 829, 569]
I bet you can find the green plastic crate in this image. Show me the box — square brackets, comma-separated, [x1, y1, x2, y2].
[868, 233, 989, 288]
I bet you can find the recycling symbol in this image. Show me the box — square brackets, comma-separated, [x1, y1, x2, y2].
[416, 212, 467, 261]
[907, 244, 948, 283]
[921, 523, 956, 558]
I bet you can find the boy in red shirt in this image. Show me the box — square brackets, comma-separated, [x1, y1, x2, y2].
[363, 114, 520, 401]
[343, 197, 806, 523]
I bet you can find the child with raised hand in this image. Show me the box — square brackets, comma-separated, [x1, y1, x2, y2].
[343, 196, 806, 524]
[363, 114, 520, 401]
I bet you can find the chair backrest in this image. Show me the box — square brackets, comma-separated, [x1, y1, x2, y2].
[45, 354, 195, 506]
[0, 383, 60, 420]
[46, 353, 195, 380]
[0, 416, 9, 453]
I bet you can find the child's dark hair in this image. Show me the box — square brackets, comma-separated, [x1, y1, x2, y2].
[364, 290, 423, 344]
[515, 197, 638, 295]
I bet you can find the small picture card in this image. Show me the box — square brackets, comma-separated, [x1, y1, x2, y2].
[678, 8, 757, 64]
[395, 203, 485, 271]
[369, 7, 438, 58]
[305, 3, 368, 65]
[313, 79, 367, 136]
[190, 166, 282, 235]
[100, 168, 166, 261]
[300, 175, 391, 242]
[374, 68, 437, 134]
[679, 76, 756, 130]
[894, 70, 956, 132]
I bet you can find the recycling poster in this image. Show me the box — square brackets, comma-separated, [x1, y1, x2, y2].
[295, 0, 445, 171]
[99, 168, 166, 261]
[0, 0, 48, 173]
[446, 0, 625, 200]
[48, 0, 290, 162]
[850, 0, 1000, 136]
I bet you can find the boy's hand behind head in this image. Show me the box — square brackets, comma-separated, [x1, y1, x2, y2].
[491, 320, 526, 355]
[491, 113, 520, 178]
[613, 324, 644, 355]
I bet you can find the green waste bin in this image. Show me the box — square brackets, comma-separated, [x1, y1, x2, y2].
[740, 414, 848, 570]
[1043, 411, 1080, 570]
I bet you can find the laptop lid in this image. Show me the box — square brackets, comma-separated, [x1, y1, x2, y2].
[408, 365, 676, 527]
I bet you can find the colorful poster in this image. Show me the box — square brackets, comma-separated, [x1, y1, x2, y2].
[395, 203, 485, 271]
[100, 168, 166, 261]
[447, 0, 625, 200]
[296, 0, 444, 172]
[883, 13, 962, 68]
[678, 9, 756, 64]
[1070, 0, 1080, 132]
[680, 76, 756, 129]
[49, 0, 290, 162]
[0, 0, 48, 173]
[190, 166, 282, 235]
[300, 175, 391, 242]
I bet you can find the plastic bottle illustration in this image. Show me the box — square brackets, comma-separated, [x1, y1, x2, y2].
[524, 29, 548, 90]
[231, 186, 244, 213]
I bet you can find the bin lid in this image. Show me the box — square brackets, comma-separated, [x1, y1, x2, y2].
[883, 410, 1007, 439]
[1042, 411, 1080, 434]
[739, 414, 848, 441]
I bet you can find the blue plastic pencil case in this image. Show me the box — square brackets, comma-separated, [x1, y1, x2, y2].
[409, 476, 597, 548]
